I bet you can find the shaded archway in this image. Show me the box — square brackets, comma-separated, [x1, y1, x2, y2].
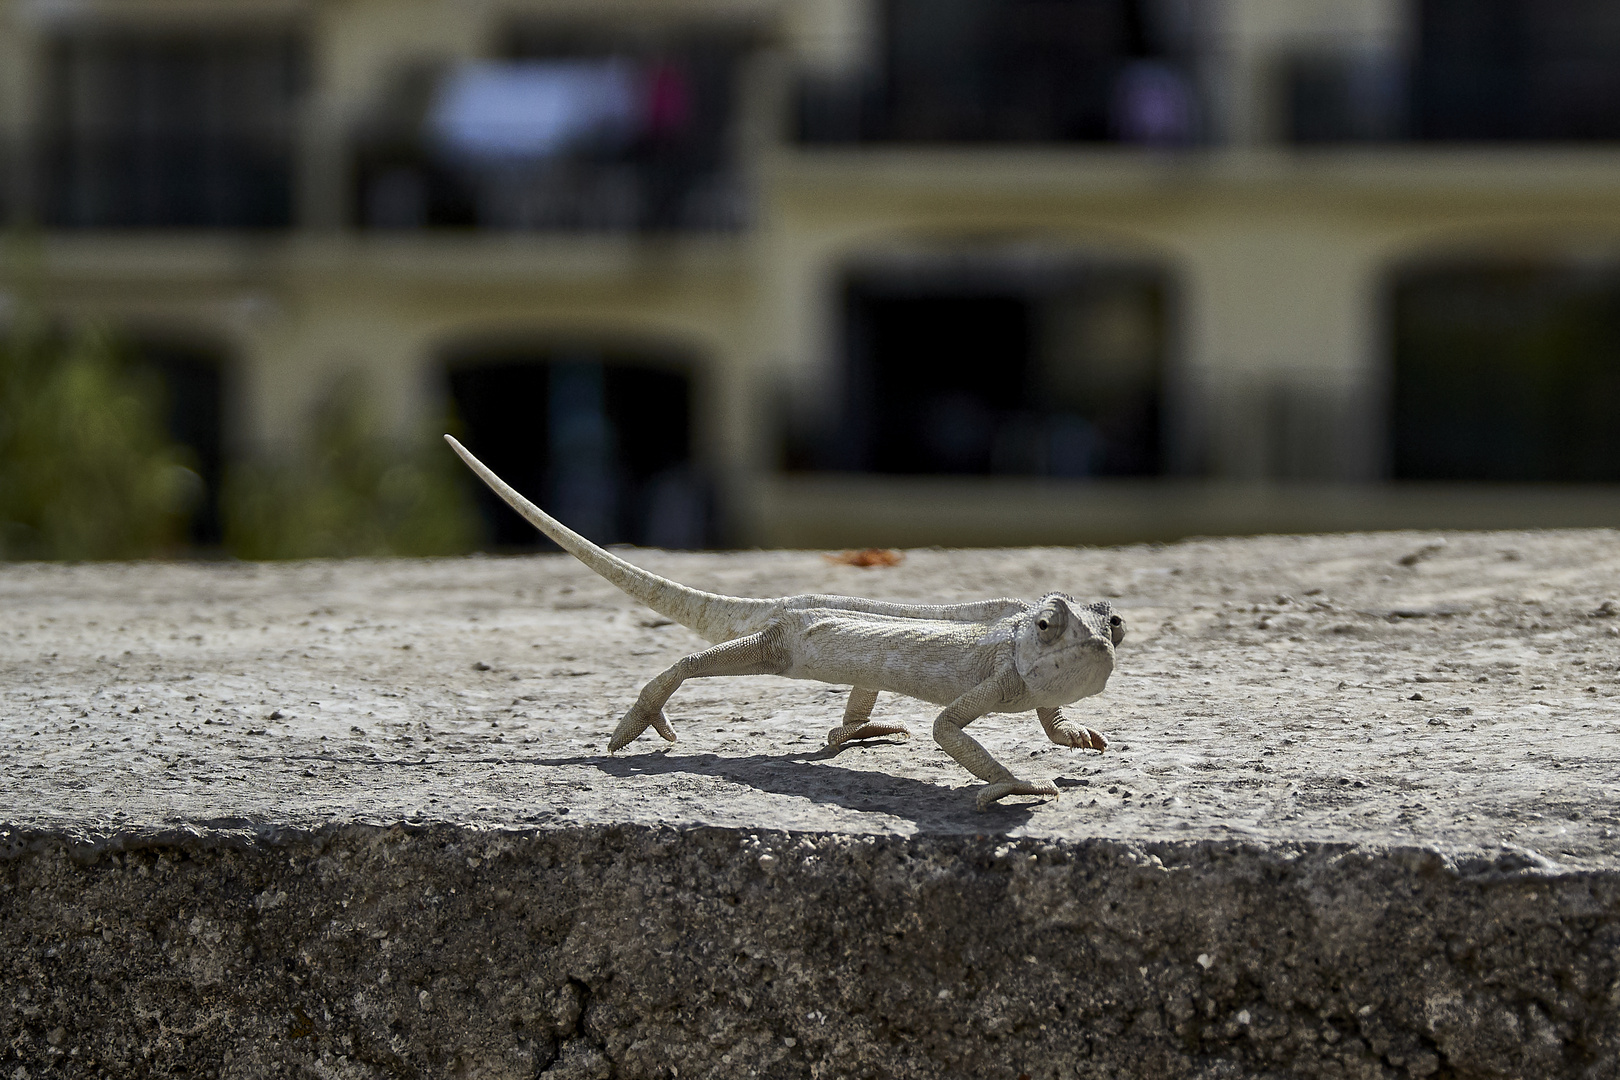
[1391, 262, 1620, 481]
[789, 257, 1169, 477]
[444, 344, 710, 549]
[125, 337, 228, 546]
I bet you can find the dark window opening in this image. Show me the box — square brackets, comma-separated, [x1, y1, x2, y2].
[42, 30, 305, 228]
[125, 340, 227, 545]
[797, 0, 1199, 145]
[354, 27, 749, 232]
[1392, 265, 1620, 481]
[446, 351, 711, 549]
[790, 267, 1166, 477]
[1285, 1, 1620, 144]
[1414, 0, 1620, 140]
[1283, 52, 1408, 144]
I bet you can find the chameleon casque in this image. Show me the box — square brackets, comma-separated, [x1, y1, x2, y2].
[446, 435, 1123, 809]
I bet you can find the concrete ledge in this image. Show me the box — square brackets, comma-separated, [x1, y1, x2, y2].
[4, 532, 1620, 1076]
[6, 824, 1618, 1079]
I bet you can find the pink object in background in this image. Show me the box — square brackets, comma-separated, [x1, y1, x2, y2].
[644, 61, 692, 138]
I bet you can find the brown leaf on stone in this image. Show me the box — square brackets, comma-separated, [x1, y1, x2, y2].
[824, 548, 904, 568]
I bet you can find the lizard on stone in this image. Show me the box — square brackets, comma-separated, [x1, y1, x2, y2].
[445, 436, 1122, 809]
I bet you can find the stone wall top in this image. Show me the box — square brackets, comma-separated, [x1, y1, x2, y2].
[3, 531, 1617, 864]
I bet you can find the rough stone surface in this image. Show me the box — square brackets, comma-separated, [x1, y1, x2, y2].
[3, 531, 1620, 1077]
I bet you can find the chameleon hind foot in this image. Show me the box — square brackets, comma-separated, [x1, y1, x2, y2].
[975, 778, 1061, 811]
[827, 721, 912, 748]
[608, 705, 677, 753]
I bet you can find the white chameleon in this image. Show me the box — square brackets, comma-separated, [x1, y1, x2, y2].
[446, 436, 1122, 809]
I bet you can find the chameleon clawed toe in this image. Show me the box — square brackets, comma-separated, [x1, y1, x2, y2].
[447, 435, 1126, 811]
[1039, 708, 1109, 752]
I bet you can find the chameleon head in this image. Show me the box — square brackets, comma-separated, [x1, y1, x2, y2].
[1012, 593, 1125, 705]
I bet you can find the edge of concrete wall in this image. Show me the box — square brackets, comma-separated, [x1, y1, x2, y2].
[5, 821, 1617, 1079]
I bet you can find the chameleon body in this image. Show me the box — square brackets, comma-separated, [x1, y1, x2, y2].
[446, 435, 1122, 809]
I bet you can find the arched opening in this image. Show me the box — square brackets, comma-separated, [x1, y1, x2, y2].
[1391, 262, 1620, 481]
[444, 345, 709, 549]
[789, 258, 1168, 477]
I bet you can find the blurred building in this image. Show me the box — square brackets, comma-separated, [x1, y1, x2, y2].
[3, 0, 1620, 548]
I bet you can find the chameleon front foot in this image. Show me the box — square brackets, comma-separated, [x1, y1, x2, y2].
[1051, 721, 1108, 751]
[607, 705, 678, 753]
[1038, 708, 1108, 752]
[975, 778, 1061, 811]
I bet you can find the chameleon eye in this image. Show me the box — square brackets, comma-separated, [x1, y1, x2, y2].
[1036, 619, 1049, 630]
[1110, 615, 1122, 626]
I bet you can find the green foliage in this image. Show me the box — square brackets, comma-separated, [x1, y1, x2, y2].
[0, 319, 197, 560]
[223, 374, 482, 559]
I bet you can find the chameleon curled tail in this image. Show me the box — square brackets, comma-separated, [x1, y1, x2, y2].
[443, 435, 773, 644]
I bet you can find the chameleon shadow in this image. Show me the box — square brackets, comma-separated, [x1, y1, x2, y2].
[534, 747, 1042, 834]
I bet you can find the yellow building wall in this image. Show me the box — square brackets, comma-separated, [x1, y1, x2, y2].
[7, 0, 1620, 545]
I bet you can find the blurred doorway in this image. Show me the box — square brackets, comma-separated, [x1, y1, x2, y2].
[792, 263, 1167, 477]
[121, 340, 226, 546]
[1392, 264, 1620, 481]
[446, 349, 709, 549]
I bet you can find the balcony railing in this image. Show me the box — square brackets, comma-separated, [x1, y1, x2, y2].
[353, 52, 749, 233]
[796, 0, 1202, 145]
[354, 146, 747, 233]
[33, 132, 296, 229]
[1287, 0, 1620, 144]
[23, 29, 304, 229]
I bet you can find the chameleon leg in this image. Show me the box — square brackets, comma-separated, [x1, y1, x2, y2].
[930, 672, 1060, 811]
[608, 630, 788, 752]
[827, 687, 911, 747]
[1037, 707, 1108, 752]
